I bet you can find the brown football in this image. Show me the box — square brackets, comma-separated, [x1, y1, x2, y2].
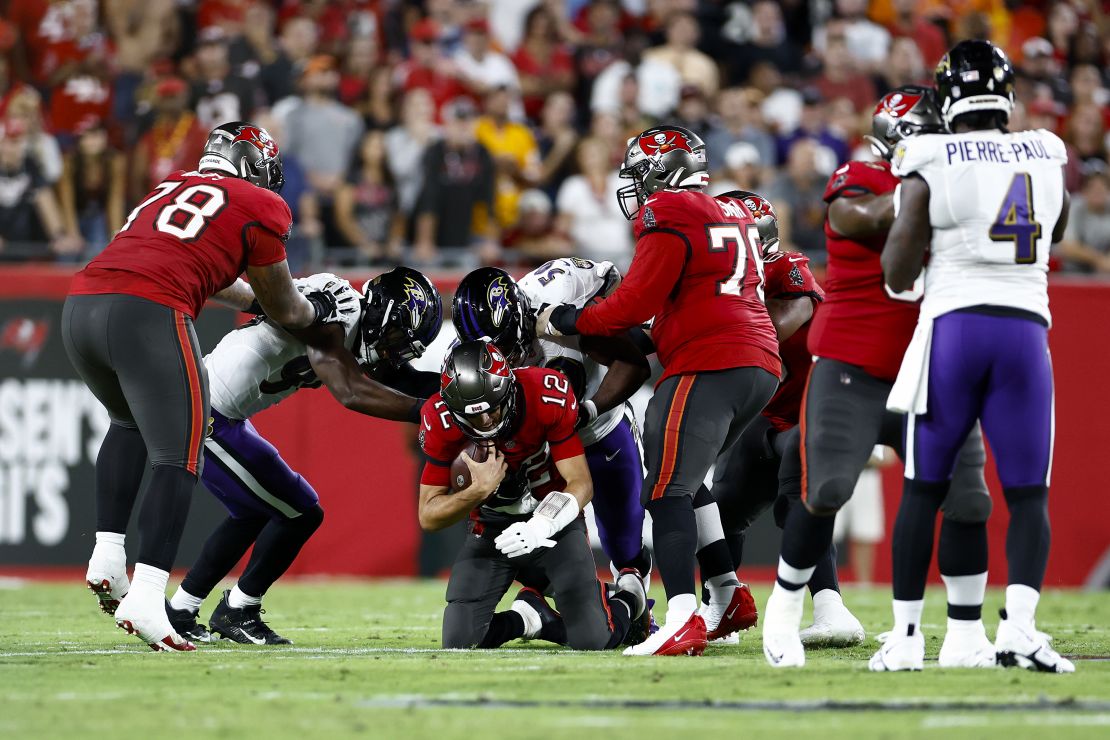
[449, 441, 490, 492]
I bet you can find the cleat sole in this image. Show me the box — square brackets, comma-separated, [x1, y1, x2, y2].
[87, 579, 121, 616]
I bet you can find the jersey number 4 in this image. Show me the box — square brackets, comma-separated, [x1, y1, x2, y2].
[989, 172, 1042, 264]
[119, 181, 228, 241]
[707, 224, 765, 301]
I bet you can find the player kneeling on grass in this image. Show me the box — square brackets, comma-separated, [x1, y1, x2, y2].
[418, 341, 649, 650]
[166, 268, 442, 644]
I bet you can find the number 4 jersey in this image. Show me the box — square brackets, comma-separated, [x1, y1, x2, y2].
[70, 170, 292, 319]
[891, 129, 1067, 324]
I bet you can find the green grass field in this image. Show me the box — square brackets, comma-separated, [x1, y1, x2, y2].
[1, 580, 1107, 739]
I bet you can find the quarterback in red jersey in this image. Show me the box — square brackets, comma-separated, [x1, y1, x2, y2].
[62, 121, 348, 652]
[539, 126, 780, 656]
[763, 88, 992, 668]
[418, 341, 649, 651]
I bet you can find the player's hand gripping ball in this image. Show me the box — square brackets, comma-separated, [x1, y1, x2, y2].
[450, 442, 505, 493]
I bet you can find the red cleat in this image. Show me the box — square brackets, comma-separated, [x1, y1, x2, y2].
[624, 612, 708, 656]
[705, 583, 758, 642]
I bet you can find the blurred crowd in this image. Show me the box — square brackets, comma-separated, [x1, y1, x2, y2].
[2, 0, 1110, 276]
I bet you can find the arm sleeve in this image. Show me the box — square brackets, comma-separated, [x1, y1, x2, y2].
[575, 230, 686, 336]
[763, 253, 825, 301]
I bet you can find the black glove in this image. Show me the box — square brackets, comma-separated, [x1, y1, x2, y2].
[305, 289, 338, 324]
[576, 399, 598, 430]
[550, 304, 582, 336]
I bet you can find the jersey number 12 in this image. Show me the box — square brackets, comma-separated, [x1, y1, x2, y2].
[989, 172, 1042, 264]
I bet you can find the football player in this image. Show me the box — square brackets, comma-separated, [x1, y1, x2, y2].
[452, 264, 653, 584]
[762, 87, 994, 668]
[64, 121, 347, 651]
[166, 268, 442, 644]
[418, 341, 649, 650]
[877, 41, 1072, 672]
[537, 126, 780, 656]
[698, 190, 865, 647]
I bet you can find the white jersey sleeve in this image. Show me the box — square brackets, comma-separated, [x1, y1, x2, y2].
[897, 130, 1066, 324]
[205, 274, 362, 420]
[517, 258, 627, 447]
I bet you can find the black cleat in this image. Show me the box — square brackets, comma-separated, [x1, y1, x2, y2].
[165, 599, 216, 643]
[208, 590, 292, 645]
[512, 587, 566, 645]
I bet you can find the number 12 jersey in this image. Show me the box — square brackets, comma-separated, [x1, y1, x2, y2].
[891, 128, 1067, 324]
[70, 170, 292, 319]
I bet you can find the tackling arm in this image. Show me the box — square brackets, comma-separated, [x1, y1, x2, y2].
[881, 176, 932, 293]
[246, 259, 318, 329]
[305, 323, 425, 422]
[579, 334, 651, 416]
[211, 278, 256, 311]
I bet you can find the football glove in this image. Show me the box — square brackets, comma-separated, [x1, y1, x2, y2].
[494, 520, 550, 558]
[576, 399, 598, 430]
[305, 278, 360, 325]
[535, 304, 581, 337]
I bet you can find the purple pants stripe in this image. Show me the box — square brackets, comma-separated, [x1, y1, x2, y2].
[907, 311, 1054, 488]
[585, 416, 645, 568]
[201, 410, 320, 520]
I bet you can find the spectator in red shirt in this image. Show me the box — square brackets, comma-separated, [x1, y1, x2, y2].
[813, 29, 877, 115]
[512, 5, 575, 123]
[129, 77, 208, 204]
[338, 34, 380, 107]
[394, 19, 467, 120]
[43, 0, 114, 142]
[885, 0, 947, 69]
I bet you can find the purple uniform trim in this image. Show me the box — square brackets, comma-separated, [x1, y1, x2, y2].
[201, 410, 320, 520]
[907, 310, 1054, 488]
[585, 417, 645, 569]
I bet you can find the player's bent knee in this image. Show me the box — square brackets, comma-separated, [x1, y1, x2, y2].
[942, 492, 992, 524]
[565, 628, 610, 651]
[805, 477, 854, 514]
[441, 604, 482, 649]
[295, 504, 325, 532]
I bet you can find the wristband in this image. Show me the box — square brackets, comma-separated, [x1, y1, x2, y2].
[531, 490, 580, 538]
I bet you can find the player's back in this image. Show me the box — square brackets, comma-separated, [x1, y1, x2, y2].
[206, 275, 361, 421]
[808, 159, 919, 382]
[639, 189, 779, 380]
[518, 257, 623, 446]
[893, 129, 1067, 323]
[69, 170, 291, 319]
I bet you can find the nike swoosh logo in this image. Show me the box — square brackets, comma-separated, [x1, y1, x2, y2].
[236, 630, 266, 645]
[725, 604, 740, 620]
[604, 449, 621, 462]
[672, 628, 689, 643]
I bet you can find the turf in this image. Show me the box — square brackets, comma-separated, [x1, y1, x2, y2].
[1, 580, 1107, 739]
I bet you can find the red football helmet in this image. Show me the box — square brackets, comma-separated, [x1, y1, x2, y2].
[865, 86, 945, 160]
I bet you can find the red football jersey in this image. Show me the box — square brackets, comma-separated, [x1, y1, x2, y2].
[418, 366, 584, 528]
[69, 170, 290, 319]
[807, 160, 920, 382]
[760, 250, 824, 432]
[576, 189, 780, 383]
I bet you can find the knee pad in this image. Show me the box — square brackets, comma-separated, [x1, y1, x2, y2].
[805, 477, 855, 514]
[942, 490, 992, 525]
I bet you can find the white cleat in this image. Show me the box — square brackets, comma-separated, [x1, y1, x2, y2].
[938, 620, 997, 668]
[86, 557, 129, 616]
[869, 627, 925, 671]
[994, 611, 1075, 673]
[763, 629, 805, 668]
[114, 591, 195, 652]
[709, 631, 740, 646]
[799, 590, 866, 647]
[762, 585, 806, 668]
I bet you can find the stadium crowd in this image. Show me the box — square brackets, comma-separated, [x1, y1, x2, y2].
[1, 0, 1110, 275]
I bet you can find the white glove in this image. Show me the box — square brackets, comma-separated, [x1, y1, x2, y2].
[494, 519, 553, 558]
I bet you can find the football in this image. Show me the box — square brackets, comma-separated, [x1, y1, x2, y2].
[449, 441, 490, 492]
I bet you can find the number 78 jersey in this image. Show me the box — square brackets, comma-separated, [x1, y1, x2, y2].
[69, 170, 292, 319]
[892, 129, 1067, 324]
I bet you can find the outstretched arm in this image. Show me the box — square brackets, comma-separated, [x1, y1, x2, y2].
[881, 176, 932, 293]
[212, 279, 256, 311]
[305, 323, 424, 422]
[579, 334, 650, 417]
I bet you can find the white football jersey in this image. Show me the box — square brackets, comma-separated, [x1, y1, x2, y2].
[206, 274, 362, 420]
[517, 257, 626, 447]
[892, 128, 1067, 324]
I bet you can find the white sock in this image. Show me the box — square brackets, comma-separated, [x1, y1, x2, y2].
[509, 600, 542, 639]
[228, 584, 263, 610]
[706, 581, 737, 608]
[942, 572, 987, 607]
[90, 532, 126, 569]
[665, 593, 697, 624]
[893, 599, 924, 636]
[1005, 584, 1040, 625]
[707, 572, 740, 589]
[776, 557, 815, 589]
[169, 586, 204, 614]
[129, 563, 170, 600]
[765, 581, 805, 632]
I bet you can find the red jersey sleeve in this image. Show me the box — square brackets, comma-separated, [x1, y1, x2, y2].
[762, 251, 825, 302]
[243, 189, 292, 267]
[822, 160, 896, 203]
[418, 395, 463, 487]
[575, 231, 685, 336]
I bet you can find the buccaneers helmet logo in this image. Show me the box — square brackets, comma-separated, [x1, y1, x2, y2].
[400, 277, 428, 330]
[874, 92, 922, 119]
[638, 129, 693, 157]
[232, 126, 279, 158]
[486, 276, 511, 328]
[741, 195, 775, 220]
